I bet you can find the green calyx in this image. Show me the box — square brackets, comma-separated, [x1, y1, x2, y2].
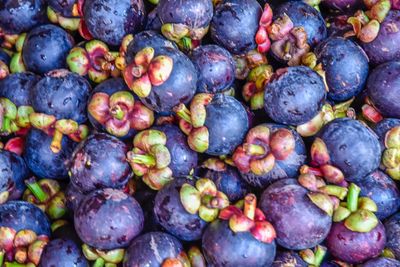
[382, 126, 400, 180]
[82, 244, 124, 266]
[0, 97, 33, 135]
[161, 23, 208, 51]
[180, 178, 229, 222]
[300, 245, 327, 267]
[242, 63, 273, 110]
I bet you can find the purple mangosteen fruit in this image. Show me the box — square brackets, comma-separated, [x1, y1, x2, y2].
[385, 212, 400, 260]
[272, 250, 308, 267]
[321, 0, 363, 13]
[39, 238, 88, 267]
[361, 257, 400, 267]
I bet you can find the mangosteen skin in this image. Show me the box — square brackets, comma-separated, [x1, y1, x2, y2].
[123, 232, 183, 267]
[139, 47, 198, 113]
[374, 118, 400, 149]
[210, 0, 262, 55]
[157, 0, 213, 30]
[153, 124, 198, 177]
[358, 170, 400, 220]
[326, 221, 386, 264]
[0, 201, 51, 236]
[74, 189, 144, 250]
[39, 238, 88, 267]
[361, 257, 400, 267]
[264, 66, 326, 126]
[321, 0, 362, 12]
[22, 25, 74, 74]
[202, 220, 277, 267]
[47, 0, 76, 18]
[259, 179, 332, 250]
[146, 8, 162, 31]
[65, 183, 85, 214]
[153, 178, 207, 241]
[366, 61, 400, 119]
[23, 128, 76, 180]
[361, 11, 400, 65]
[203, 165, 249, 202]
[272, 250, 308, 267]
[315, 37, 369, 101]
[318, 118, 381, 182]
[204, 94, 249, 155]
[0, 150, 30, 201]
[0, 0, 47, 35]
[385, 212, 400, 260]
[69, 133, 133, 193]
[0, 72, 39, 106]
[83, 0, 146, 46]
[239, 123, 307, 189]
[191, 44, 236, 94]
[0, 49, 10, 65]
[273, 1, 327, 47]
[31, 71, 90, 124]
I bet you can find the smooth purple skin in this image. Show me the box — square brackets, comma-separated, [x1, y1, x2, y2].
[0, 0, 47, 35]
[0, 49, 10, 65]
[153, 178, 207, 241]
[361, 257, 400, 267]
[202, 165, 249, 202]
[191, 45, 235, 94]
[83, 0, 145, 46]
[70, 133, 132, 193]
[74, 189, 144, 250]
[123, 232, 183, 267]
[361, 11, 400, 66]
[202, 220, 277, 267]
[0, 72, 39, 106]
[153, 124, 198, 177]
[145, 8, 162, 31]
[210, 0, 262, 55]
[385, 212, 400, 260]
[139, 47, 198, 113]
[326, 221, 386, 264]
[202, 95, 249, 156]
[88, 78, 137, 140]
[31, 71, 90, 124]
[23, 128, 76, 180]
[0, 201, 51, 236]
[358, 170, 400, 220]
[157, 0, 213, 29]
[47, 0, 76, 18]
[65, 183, 84, 213]
[239, 123, 307, 190]
[318, 118, 381, 182]
[264, 66, 326, 126]
[22, 25, 74, 74]
[373, 118, 400, 150]
[315, 37, 369, 101]
[39, 239, 88, 267]
[259, 179, 332, 250]
[272, 250, 308, 267]
[366, 61, 400, 119]
[273, 1, 327, 47]
[0, 150, 30, 201]
[321, 0, 362, 12]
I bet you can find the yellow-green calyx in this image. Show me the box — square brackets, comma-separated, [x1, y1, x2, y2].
[161, 23, 208, 51]
[127, 130, 172, 190]
[299, 245, 327, 267]
[180, 178, 229, 222]
[0, 97, 34, 135]
[47, 6, 80, 31]
[242, 64, 273, 110]
[382, 126, 400, 180]
[82, 244, 124, 267]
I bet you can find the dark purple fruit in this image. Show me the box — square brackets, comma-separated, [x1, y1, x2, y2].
[22, 24, 74, 74]
[315, 37, 369, 101]
[74, 188, 144, 250]
[47, 0, 76, 18]
[39, 238, 88, 267]
[326, 221, 386, 264]
[211, 0, 262, 55]
[190, 44, 236, 94]
[23, 128, 76, 179]
[361, 257, 400, 267]
[153, 178, 208, 241]
[358, 170, 400, 220]
[360, 11, 400, 66]
[374, 118, 400, 148]
[385, 212, 400, 260]
[0, 0, 47, 34]
[70, 133, 132, 193]
[264, 66, 326, 126]
[366, 61, 400, 119]
[317, 118, 381, 182]
[260, 179, 332, 250]
[83, 0, 146, 46]
[65, 183, 84, 213]
[123, 232, 184, 267]
[0, 49, 10, 65]
[0, 72, 39, 106]
[202, 220, 277, 267]
[321, 0, 362, 12]
[272, 250, 308, 267]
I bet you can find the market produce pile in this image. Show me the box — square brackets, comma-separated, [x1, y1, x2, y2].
[1, 0, 400, 266]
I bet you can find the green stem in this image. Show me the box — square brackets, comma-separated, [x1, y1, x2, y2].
[4, 262, 27, 267]
[93, 258, 105, 267]
[0, 250, 4, 267]
[175, 104, 192, 124]
[313, 246, 327, 267]
[25, 177, 49, 203]
[347, 183, 361, 212]
[110, 105, 125, 121]
[181, 37, 192, 51]
[131, 153, 156, 167]
[2, 117, 11, 133]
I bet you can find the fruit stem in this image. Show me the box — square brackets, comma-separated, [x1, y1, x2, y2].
[174, 104, 192, 124]
[0, 250, 4, 267]
[93, 258, 105, 267]
[313, 245, 327, 266]
[244, 194, 257, 220]
[243, 143, 265, 156]
[347, 183, 361, 212]
[129, 153, 156, 167]
[181, 37, 192, 51]
[4, 262, 27, 267]
[50, 129, 63, 153]
[25, 177, 49, 203]
[2, 117, 11, 133]
[110, 105, 125, 120]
